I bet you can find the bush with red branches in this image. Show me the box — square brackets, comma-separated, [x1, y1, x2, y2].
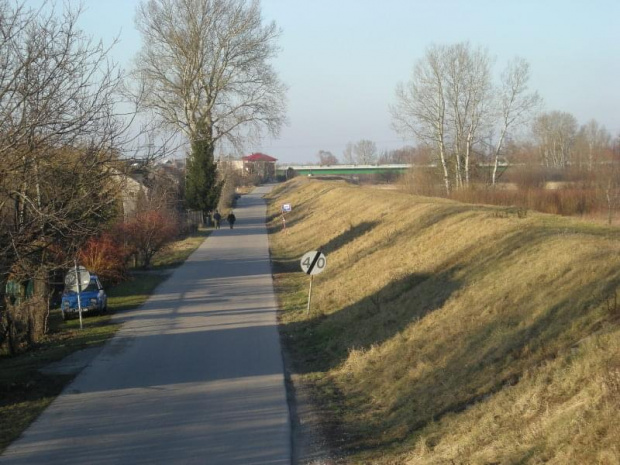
[120, 209, 181, 269]
[79, 232, 129, 285]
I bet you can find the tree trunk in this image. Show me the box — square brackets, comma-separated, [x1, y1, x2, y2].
[465, 135, 472, 187]
[607, 182, 613, 225]
[492, 126, 508, 186]
[455, 149, 462, 189]
[439, 144, 451, 196]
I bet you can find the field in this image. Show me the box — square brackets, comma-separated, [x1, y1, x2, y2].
[267, 178, 620, 464]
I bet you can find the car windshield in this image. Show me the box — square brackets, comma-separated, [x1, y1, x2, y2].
[83, 281, 98, 292]
[65, 280, 98, 294]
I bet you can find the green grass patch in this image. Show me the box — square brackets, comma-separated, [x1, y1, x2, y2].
[0, 228, 208, 453]
[106, 274, 168, 313]
[150, 228, 210, 269]
[0, 371, 72, 453]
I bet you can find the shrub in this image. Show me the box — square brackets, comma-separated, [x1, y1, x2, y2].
[218, 170, 242, 212]
[450, 186, 600, 217]
[119, 209, 180, 269]
[78, 233, 128, 285]
[508, 165, 546, 189]
[399, 167, 445, 197]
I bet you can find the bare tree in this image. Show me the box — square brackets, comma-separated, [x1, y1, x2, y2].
[343, 142, 355, 164]
[532, 111, 578, 168]
[354, 139, 378, 164]
[576, 119, 611, 170]
[591, 134, 620, 225]
[490, 58, 541, 185]
[316, 150, 338, 165]
[391, 43, 540, 194]
[444, 43, 492, 188]
[391, 43, 491, 192]
[0, 1, 133, 351]
[134, 0, 286, 151]
[0, 1, 127, 271]
[391, 44, 451, 194]
[378, 146, 425, 164]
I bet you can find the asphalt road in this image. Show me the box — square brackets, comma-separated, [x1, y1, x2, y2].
[1, 185, 291, 465]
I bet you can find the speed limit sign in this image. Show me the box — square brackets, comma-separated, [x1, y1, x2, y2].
[300, 250, 327, 275]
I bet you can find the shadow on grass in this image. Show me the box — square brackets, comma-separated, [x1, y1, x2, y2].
[282, 222, 620, 457]
[266, 182, 344, 234]
[270, 221, 380, 275]
[352, 269, 620, 455]
[282, 268, 463, 374]
[320, 221, 379, 255]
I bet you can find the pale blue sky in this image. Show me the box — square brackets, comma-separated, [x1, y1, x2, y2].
[54, 1, 620, 162]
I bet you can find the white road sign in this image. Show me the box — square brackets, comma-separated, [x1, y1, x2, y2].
[300, 251, 327, 275]
[282, 203, 292, 212]
[65, 266, 91, 292]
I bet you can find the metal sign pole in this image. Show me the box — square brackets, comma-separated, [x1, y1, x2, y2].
[74, 260, 83, 330]
[307, 275, 313, 315]
[300, 250, 327, 316]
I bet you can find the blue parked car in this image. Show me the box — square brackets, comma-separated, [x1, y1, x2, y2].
[61, 274, 107, 320]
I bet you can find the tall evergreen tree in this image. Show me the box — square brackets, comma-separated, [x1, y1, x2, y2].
[185, 138, 222, 216]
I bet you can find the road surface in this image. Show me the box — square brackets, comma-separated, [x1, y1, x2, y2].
[1, 185, 291, 465]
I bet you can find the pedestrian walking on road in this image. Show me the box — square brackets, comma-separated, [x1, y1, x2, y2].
[213, 211, 221, 229]
[227, 211, 236, 229]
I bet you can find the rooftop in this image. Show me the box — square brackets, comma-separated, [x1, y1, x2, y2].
[242, 153, 277, 162]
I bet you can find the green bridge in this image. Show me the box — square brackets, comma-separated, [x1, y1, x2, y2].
[276, 164, 413, 177]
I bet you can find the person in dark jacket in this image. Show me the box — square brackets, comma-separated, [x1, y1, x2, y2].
[213, 211, 221, 229]
[227, 211, 236, 229]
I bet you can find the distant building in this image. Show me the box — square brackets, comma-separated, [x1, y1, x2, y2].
[217, 158, 244, 174]
[242, 153, 277, 180]
[112, 167, 150, 218]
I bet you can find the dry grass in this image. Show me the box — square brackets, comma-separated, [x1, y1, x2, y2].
[268, 177, 620, 464]
[450, 186, 601, 217]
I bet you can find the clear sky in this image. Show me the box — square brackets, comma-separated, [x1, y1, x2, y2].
[56, 0, 620, 163]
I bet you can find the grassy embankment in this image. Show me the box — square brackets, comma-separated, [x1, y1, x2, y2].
[0, 229, 209, 452]
[267, 178, 620, 464]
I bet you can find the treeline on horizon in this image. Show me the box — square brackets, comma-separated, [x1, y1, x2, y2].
[309, 42, 620, 223]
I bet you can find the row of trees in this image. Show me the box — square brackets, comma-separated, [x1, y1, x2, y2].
[0, 0, 134, 351]
[2, 0, 285, 354]
[316, 114, 614, 173]
[316, 144, 430, 166]
[390, 42, 541, 194]
[316, 141, 379, 165]
[532, 113, 611, 170]
[312, 42, 615, 202]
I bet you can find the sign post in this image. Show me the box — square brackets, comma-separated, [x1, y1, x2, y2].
[307, 275, 314, 314]
[65, 262, 91, 330]
[281, 204, 291, 233]
[300, 250, 327, 314]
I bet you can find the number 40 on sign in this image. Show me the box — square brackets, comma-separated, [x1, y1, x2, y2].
[300, 250, 327, 313]
[300, 250, 326, 275]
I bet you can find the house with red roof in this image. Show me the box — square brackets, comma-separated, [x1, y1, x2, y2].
[242, 152, 277, 181]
